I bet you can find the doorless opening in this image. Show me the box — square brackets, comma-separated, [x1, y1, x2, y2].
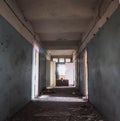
[56, 63, 74, 87]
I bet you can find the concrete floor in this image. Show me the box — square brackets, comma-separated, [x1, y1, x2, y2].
[9, 87, 107, 121]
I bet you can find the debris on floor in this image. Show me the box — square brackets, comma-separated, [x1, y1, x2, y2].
[72, 91, 76, 95]
[9, 102, 107, 121]
[40, 88, 55, 95]
[9, 88, 107, 121]
[34, 112, 71, 117]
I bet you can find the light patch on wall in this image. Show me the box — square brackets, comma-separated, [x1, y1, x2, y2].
[31, 44, 39, 99]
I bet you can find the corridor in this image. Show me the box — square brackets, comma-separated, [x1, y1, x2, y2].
[1, 0, 120, 121]
[9, 88, 107, 121]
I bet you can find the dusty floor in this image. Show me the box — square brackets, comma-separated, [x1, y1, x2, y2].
[9, 87, 107, 121]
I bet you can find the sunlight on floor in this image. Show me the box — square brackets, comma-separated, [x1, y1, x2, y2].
[34, 95, 86, 102]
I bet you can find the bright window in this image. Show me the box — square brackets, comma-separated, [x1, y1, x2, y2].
[59, 58, 64, 63]
[66, 58, 71, 63]
[53, 58, 58, 62]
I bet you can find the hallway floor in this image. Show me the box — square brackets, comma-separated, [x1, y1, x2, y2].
[9, 87, 107, 121]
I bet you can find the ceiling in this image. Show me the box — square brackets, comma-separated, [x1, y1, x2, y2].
[16, 0, 98, 56]
[48, 50, 75, 56]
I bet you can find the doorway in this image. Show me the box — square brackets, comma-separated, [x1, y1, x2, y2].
[56, 61, 74, 86]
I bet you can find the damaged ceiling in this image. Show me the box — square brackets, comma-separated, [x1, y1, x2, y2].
[16, 0, 111, 56]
